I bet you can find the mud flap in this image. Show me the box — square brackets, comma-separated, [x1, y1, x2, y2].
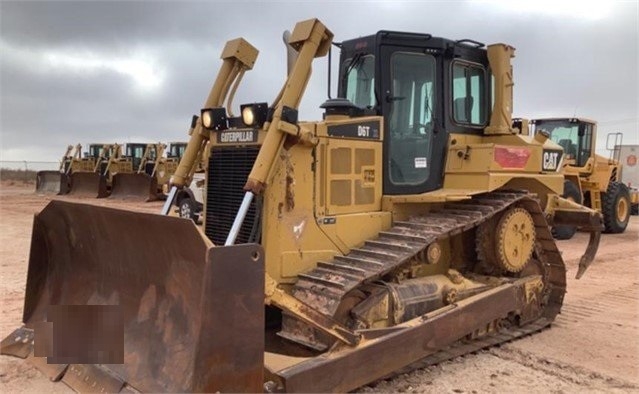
[35, 171, 62, 194]
[68, 172, 109, 198]
[6, 201, 264, 392]
[110, 173, 160, 202]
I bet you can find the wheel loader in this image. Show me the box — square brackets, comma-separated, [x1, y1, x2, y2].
[2, 19, 604, 393]
[35, 144, 79, 194]
[531, 118, 632, 239]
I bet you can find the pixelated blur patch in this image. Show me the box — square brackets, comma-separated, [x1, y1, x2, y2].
[34, 305, 123, 364]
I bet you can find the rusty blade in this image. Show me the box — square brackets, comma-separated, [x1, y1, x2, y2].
[192, 244, 265, 393]
[67, 172, 108, 198]
[61, 364, 125, 393]
[0, 326, 34, 358]
[109, 173, 159, 202]
[27, 355, 68, 381]
[23, 201, 208, 391]
[20, 200, 266, 392]
[35, 171, 62, 194]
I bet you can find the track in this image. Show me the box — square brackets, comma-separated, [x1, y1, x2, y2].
[282, 191, 567, 355]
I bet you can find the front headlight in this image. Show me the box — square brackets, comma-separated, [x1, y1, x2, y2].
[200, 107, 228, 131]
[240, 102, 268, 128]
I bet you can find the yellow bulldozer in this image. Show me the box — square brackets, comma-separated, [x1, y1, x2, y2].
[2, 19, 604, 393]
[66, 143, 120, 197]
[35, 144, 81, 194]
[109, 139, 189, 201]
[110, 143, 172, 201]
[531, 118, 632, 239]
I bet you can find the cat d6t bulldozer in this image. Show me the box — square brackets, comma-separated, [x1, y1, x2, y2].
[110, 143, 179, 201]
[2, 19, 603, 393]
[531, 118, 632, 239]
[35, 144, 80, 194]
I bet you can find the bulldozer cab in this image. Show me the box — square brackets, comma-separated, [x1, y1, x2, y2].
[124, 143, 148, 171]
[168, 142, 187, 159]
[337, 33, 491, 195]
[531, 118, 595, 168]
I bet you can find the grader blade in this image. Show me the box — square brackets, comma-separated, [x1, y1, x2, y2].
[5, 201, 264, 393]
[35, 171, 63, 194]
[110, 173, 160, 201]
[67, 172, 109, 198]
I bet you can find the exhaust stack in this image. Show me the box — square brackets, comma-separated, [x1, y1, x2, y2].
[485, 43, 516, 135]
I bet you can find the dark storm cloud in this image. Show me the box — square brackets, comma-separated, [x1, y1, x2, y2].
[1, 1, 637, 162]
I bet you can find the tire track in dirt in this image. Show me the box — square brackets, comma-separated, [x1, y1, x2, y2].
[487, 347, 639, 390]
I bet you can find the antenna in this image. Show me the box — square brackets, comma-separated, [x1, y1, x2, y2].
[327, 45, 332, 99]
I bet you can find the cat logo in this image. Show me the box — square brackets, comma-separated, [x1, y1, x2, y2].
[542, 149, 563, 171]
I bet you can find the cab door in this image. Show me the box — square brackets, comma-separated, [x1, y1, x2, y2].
[379, 45, 447, 195]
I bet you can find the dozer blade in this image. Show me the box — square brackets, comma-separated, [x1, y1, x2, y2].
[4, 200, 264, 392]
[35, 171, 63, 194]
[67, 172, 109, 198]
[109, 173, 160, 202]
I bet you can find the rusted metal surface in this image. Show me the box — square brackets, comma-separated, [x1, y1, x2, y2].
[61, 364, 125, 393]
[282, 192, 538, 349]
[67, 172, 108, 198]
[192, 244, 265, 393]
[15, 200, 265, 392]
[550, 207, 603, 279]
[35, 171, 62, 194]
[276, 281, 534, 393]
[109, 173, 160, 202]
[0, 326, 34, 358]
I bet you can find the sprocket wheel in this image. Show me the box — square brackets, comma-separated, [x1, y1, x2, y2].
[494, 207, 536, 273]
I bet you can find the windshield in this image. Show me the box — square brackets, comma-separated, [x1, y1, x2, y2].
[170, 144, 186, 158]
[535, 120, 592, 167]
[127, 145, 145, 159]
[343, 54, 376, 108]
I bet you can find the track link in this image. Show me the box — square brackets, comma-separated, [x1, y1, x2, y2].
[280, 191, 567, 352]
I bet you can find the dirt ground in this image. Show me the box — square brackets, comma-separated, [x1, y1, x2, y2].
[0, 181, 637, 393]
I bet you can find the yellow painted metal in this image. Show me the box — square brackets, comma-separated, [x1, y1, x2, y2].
[485, 44, 516, 135]
[495, 207, 535, 272]
[171, 38, 259, 189]
[245, 19, 333, 193]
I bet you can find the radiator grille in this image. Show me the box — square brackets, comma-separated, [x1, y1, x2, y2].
[205, 146, 260, 245]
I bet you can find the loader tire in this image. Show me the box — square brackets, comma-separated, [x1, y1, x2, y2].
[602, 181, 630, 233]
[178, 196, 197, 221]
[551, 180, 582, 240]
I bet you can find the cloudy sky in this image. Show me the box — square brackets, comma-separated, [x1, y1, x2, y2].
[1, 0, 637, 163]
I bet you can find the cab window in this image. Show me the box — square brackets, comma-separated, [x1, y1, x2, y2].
[388, 52, 436, 185]
[452, 62, 487, 125]
[343, 55, 376, 108]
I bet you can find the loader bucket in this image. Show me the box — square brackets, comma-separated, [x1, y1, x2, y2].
[35, 171, 62, 194]
[67, 172, 109, 198]
[12, 201, 265, 392]
[110, 173, 160, 201]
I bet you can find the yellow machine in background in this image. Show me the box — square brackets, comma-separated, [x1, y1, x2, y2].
[35, 144, 80, 194]
[2, 19, 603, 393]
[531, 118, 632, 238]
[65, 143, 118, 197]
[110, 143, 174, 201]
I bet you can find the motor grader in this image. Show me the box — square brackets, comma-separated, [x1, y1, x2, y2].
[2, 19, 603, 393]
[531, 118, 632, 239]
